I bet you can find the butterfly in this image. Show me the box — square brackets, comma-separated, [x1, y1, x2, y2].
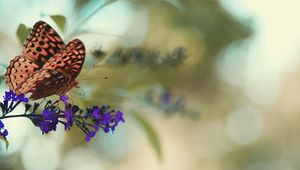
[5, 21, 85, 100]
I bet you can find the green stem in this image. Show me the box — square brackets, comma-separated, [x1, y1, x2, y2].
[0, 114, 38, 120]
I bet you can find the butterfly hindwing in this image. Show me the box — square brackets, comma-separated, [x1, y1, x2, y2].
[5, 55, 40, 90]
[15, 69, 70, 100]
[22, 21, 65, 66]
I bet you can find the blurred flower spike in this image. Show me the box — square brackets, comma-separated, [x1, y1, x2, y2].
[0, 90, 125, 143]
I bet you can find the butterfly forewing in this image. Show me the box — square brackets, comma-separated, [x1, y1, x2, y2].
[43, 39, 85, 81]
[22, 21, 65, 66]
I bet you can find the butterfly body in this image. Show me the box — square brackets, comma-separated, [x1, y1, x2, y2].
[5, 21, 85, 100]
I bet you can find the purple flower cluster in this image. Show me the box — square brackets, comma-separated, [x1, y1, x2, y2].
[0, 90, 27, 140]
[83, 106, 125, 141]
[0, 90, 125, 142]
[0, 90, 29, 116]
[39, 109, 59, 134]
[144, 88, 199, 118]
[0, 120, 8, 140]
[3, 90, 29, 103]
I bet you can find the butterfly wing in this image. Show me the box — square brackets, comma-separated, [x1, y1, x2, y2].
[15, 69, 71, 100]
[43, 39, 85, 81]
[5, 21, 65, 91]
[22, 21, 65, 66]
[15, 39, 85, 100]
[5, 55, 40, 90]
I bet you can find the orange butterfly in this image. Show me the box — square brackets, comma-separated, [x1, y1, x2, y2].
[5, 21, 85, 100]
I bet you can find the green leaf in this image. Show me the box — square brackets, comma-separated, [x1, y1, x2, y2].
[16, 23, 31, 46]
[132, 113, 162, 160]
[0, 136, 9, 150]
[50, 15, 66, 32]
[0, 64, 6, 76]
[0, 76, 5, 85]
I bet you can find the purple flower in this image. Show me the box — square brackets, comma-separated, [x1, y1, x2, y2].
[16, 93, 29, 103]
[102, 113, 111, 125]
[101, 110, 124, 133]
[76, 107, 125, 141]
[115, 111, 125, 124]
[91, 106, 101, 119]
[0, 121, 4, 128]
[64, 108, 74, 130]
[85, 125, 99, 142]
[85, 131, 96, 142]
[39, 109, 59, 134]
[3, 90, 15, 101]
[0, 129, 8, 140]
[0, 120, 8, 140]
[3, 90, 28, 103]
[104, 127, 110, 133]
[109, 111, 125, 133]
[60, 95, 68, 104]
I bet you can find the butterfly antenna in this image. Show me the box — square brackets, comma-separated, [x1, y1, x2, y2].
[78, 77, 108, 81]
[66, 30, 123, 42]
[91, 31, 123, 39]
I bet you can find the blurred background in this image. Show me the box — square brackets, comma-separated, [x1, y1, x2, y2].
[0, 0, 300, 170]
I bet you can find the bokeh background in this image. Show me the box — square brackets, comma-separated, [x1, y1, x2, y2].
[0, 0, 300, 170]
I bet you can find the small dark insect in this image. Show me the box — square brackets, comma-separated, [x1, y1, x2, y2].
[91, 45, 106, 58]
